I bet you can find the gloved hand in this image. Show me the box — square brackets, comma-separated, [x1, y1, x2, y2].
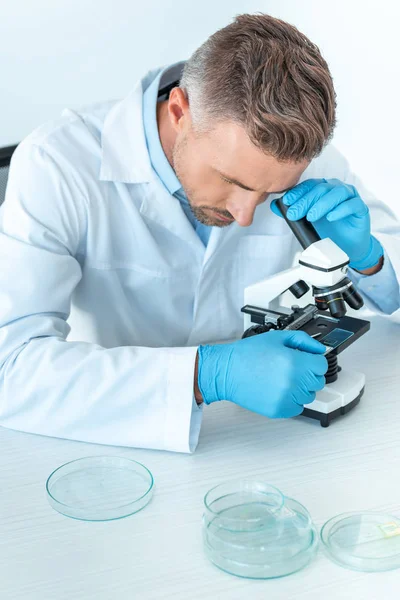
[197, 330, 328, 418]
[271, 178, 383, 271]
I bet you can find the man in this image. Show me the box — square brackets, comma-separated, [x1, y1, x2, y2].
[0, 14, 399, 453]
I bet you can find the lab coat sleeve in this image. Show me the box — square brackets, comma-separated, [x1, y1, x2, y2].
[349, 249, 400, 315]
[309, 145, 400, 321]
[0, 140, 203, 453]
[342, 166, 400, 321]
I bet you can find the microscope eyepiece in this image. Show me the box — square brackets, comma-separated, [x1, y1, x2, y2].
[276, 198, 321, 249]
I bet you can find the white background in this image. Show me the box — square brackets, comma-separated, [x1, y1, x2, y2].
[1, 0, 399, 216]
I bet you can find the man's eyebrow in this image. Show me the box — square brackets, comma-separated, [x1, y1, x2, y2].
[217, 170, 291, 195]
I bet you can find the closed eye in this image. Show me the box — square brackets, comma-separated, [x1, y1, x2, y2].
[219, 173, 290, 195]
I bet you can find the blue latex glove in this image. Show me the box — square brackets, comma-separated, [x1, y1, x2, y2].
[271, 178, 383, 271]
[197, 330, 328, 418]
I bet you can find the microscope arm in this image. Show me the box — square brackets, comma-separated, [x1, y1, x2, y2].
[244, 265, 304, 310]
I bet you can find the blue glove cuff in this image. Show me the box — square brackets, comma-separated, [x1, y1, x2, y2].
[349, 236, 384, 271]
[197, 345, 220, 405]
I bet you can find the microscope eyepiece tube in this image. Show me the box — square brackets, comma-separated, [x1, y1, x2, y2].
[275, 197, 321, 250]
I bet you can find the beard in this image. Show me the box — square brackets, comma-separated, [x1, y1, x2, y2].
[188, 205, 233, 227]
[172, 135, 234, 227]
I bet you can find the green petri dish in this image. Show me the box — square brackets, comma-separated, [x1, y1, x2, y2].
[46, 456, 154, 521]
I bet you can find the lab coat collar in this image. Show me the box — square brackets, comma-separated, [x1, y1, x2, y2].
[99, 62, 186, 184]
[99, 60, 239, 259]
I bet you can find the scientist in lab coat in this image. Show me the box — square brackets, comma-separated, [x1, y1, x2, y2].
[0, 14, 399, 453]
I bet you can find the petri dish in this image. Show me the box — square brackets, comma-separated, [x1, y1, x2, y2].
[321, 511, 400, 572]
[46, 456, 154, 521]
[202, 480, 318, 579]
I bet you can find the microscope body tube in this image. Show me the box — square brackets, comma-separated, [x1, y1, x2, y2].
[275, 197, 320, 249]
[275, 196, 320, 301]
[275, 196, 357, 317]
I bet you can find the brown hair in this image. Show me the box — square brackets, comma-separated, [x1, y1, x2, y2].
[180, 13, 336, 162]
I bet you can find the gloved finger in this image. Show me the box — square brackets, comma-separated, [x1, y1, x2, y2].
[282, 330, 326, 354]
[276, 389, 310, 415]
[286, 182, 333, 220]
[273, 401, 304, 418]
[285, 403, 305, 417]
[291, 389, 316, 408]
[282, 178, 326, 207]
[304, 373, 326, 392]
[307, 353, 329, 376]
[326, 197, 369, 222]
[306, 184, 356, 222]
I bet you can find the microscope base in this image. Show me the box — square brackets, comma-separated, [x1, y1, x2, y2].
[301, 369, 365, 427]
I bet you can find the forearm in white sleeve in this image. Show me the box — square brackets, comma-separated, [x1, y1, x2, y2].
[349, 250, 400, 315]
[0, 141, 202, 453]
[342, 167, 400, 322]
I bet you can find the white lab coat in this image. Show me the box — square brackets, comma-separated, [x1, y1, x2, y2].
[0, 63, 399, 453]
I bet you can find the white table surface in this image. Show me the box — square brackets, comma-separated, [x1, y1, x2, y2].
[0, 315, 399, 600]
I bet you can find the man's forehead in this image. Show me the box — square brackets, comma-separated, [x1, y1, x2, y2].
[205, 121, 309, 192]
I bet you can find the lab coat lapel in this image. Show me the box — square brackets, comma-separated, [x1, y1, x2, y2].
[100, 63, 206, 254]
[202, 221, 241, 266]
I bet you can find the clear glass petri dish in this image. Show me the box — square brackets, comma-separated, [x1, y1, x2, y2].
[46, 456, 154, 521]
[203, 480, 318, 579]
[321, 511, 400, 572]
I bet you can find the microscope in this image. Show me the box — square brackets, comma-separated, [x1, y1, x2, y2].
[241, 198, 370, 427]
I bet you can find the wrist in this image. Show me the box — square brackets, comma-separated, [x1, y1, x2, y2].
[197, 343, 231, 405]
[349, 236, 383, 272]
[355, 254, 384, 276]
[194, 352, 203, 405]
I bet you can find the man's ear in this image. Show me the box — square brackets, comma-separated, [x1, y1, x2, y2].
[168, 88, 191, 132]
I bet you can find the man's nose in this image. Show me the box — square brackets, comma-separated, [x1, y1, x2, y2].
[226, 192, 268, 227]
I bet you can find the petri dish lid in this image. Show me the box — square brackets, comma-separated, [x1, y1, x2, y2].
[321, 511, 400, 572]
[46, 456, 154, 521]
